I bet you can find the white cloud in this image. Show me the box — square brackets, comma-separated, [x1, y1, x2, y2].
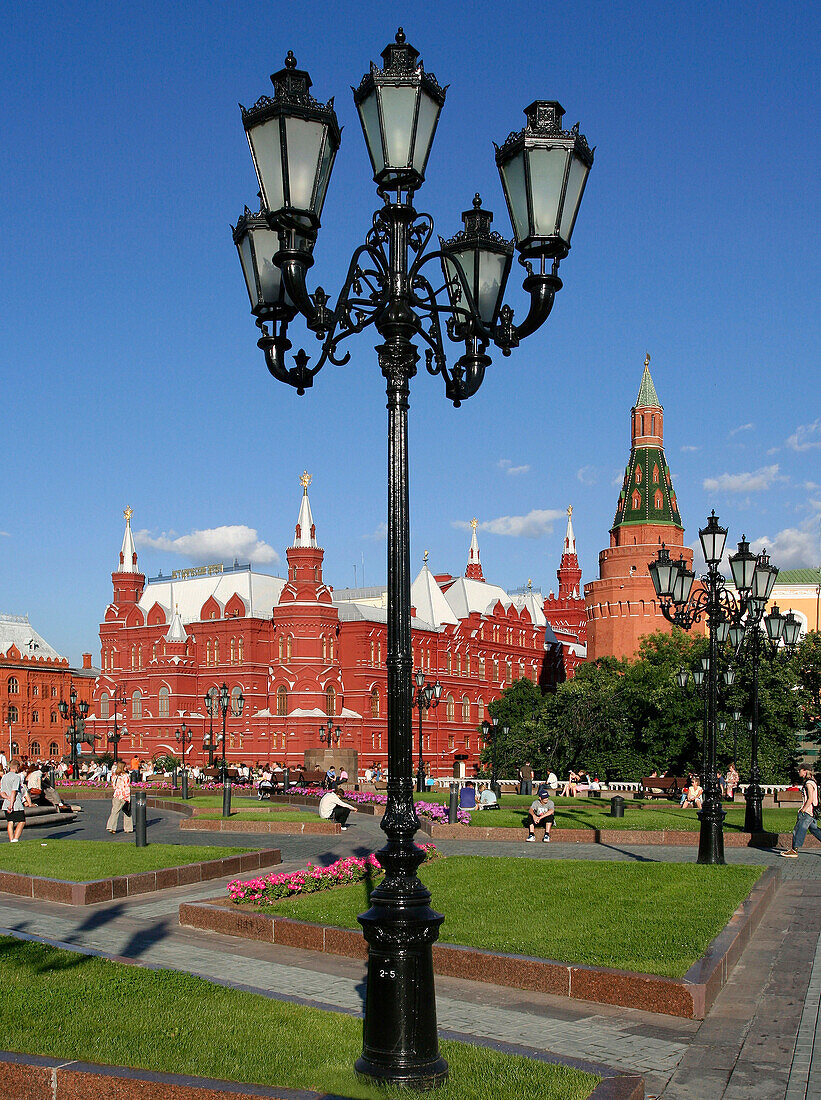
[786, 420, 821, 452]
[498, 459, 531, 476]
[804, 482, 821, 492]
[453, 509, 564, 538]
[680, 445, 700, 453]
[576, 465, 598, 486]
[0, 531, 9, 537]
[135, 525, 278, 564]
[363, 522, 387, 541]
[729, 422, 754, 437]
[750, 528, 820, 569]
[702, 465, 782, 493]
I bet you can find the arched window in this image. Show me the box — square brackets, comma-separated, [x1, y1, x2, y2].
[31, 711, 39, 724]
[50, 711, 57, 724]
[654, 490, 663, 509]
[634, 465, 642, 484]
[238, 637, 244, 662]
[30, 741, 40, 757]
[325, 684, 336, 716]
[492, 658, 499, 681]
[7, 677, 18, 694]
[49, 742, 59, 756]
[652, 463, 660, 484]
[132, 690, 142, 720]
[651, 414, 656, 435]
[278, 637, 283, 661]
[461, 696, 470, 721]
[446, 651, 452, 673]
[370, 688, 379, 718]
[506, 659, 512, 681]
[287, 636, 292, 661]
[276, 686, 288, 716]
[7, 705, 18, 724]
[206, 640, 212, 666]
[230, 637, 236, 664]
[323, 636, 328, 662]
[640, 413, 645, 435]
[446, 694, 454, 721]
[465, 652, 471, 675]
[632, 490, 641, 510]
[329, 637, 334, 661]
[158, 686, 170, 717]
[370, 640, 374, 664]
[478, 656, 486, 678]
[214, 639, 219, 664]
[477, 699, 484, 722]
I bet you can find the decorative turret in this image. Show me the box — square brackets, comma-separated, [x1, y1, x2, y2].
[557, 505, 582, 599]
[465, 518, 485, 581]
[165, 604, 188, 644]
[284, 472, 326, 591]
[111, 506, 145, 607]
[584, 354, 692, 662]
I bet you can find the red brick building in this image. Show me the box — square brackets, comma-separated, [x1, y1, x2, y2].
[0, 614, 96, 760]
[94, 483, 577, 774]
[584, 356, 693, 661]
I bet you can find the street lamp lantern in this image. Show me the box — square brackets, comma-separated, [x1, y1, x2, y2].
[752, 550, 778, 602]
[353, 29, 446, 195]
[782, 610, 802, 650]
[234, 30, 594, 1087]
[648, 545, 677, 600]
[729, 623, 746, 651]
[715, 619, 730, 645]
[671, 559, 695, 606]
[699, 511, 727, 568]
[692, 666, 705, 688]
[495, 99, 594, 263]
[440, 195, 514, 328]
[729, 535, 757, 593]
[676, 667, 690, 690]
[412, 671, 441, 792]
[242, 51, 341, 246]
[764, 605, 786, 645]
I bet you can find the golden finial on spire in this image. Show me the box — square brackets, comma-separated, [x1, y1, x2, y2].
[299, 470, 312, 492]
[567, 505, 573, 517]
[644, 353, 651, 369]
[470, 518, 478, 530]
[527, 578, 532, 590]
[124, 506, 133, 523]
[423, 549, 429, 563]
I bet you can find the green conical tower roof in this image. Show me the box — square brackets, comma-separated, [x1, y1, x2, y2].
[635, 355, 660, 408]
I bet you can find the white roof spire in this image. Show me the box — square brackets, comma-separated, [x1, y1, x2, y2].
[165, 603, 188, 643]
[465, 517, 484, 581]
[564, 505, 576, 555]
[293, 471, 317, 548]
[118, 506, 138, 572]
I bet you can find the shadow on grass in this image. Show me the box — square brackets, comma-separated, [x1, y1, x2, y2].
[0, 937, 91, 975]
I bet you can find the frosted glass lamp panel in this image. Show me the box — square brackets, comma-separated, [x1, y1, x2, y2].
[237, 233, 259, 308]
[412, 90, 441, 173]
[357, 90, 385, 174]
[284, 117, 326, 211]
[313, 133, 337, 218]
[378, 85, 418, 167]
[498, 152, 528, 240]
[528, 147, 568, 236]
[442, 255, 465, 311]
[254, 226, 289, 306]
[247, 118, 284, 214]
[559, 155, 590, 242]
[476, 250, 508, 324]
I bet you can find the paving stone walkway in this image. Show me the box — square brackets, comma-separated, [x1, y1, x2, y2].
[2, 797, 820, 1098]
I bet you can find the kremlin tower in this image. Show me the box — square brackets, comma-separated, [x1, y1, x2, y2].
[584, 356, 693, 661]
[543, 507, 587, 677]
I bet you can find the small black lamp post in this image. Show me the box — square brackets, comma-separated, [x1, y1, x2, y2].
[412, 670, 442, 792]
[214, 683, 244, 783]
[481, 717, 507, 798]
[650, 514, 763, 864]
[175, 721, 192, 757]
[107, 691, 127, 763]
[319, 720, 342, 747]
[58, 688, 90, 779]
[233, 30, 593, 1087]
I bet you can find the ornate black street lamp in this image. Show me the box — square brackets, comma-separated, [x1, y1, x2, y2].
[58, 688, 90, 779]
[233, 30, 593, 1086]
[203, 688, 219, 766]
[214, 683, 244, 782]
[175, 721, 192, 756]
[107, 691, 128, 763]
[412, 670, 441, 792]
[735, 598, 801, 832]
[481, 717, 508, 798]
[650, 514, 763, 864]
[319, 720, 342, 746]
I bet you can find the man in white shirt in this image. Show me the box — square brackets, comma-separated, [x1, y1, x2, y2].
[318, 786, 358, 830]
[547, 770, 558, 790]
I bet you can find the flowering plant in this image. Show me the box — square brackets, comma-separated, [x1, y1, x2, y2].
[270, 787, 470, 823]
[228, 843, 441, 906]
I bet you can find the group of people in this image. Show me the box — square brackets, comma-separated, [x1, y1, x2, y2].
[516, 764, 601, 798]
[0, 753, 76, 842]
[676, 763, 740, 810]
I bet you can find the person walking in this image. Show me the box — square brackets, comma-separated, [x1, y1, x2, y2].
[1, 759, 31, 843]
[781, 766, 821, 857]
[106, 761, 133, 834]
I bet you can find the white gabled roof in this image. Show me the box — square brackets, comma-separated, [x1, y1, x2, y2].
[165, 606, 188, 643]
[335, 600, 437, 632]
[411, 564, 459, 628]
[139, 568, 286, 625]
[442, 576, 511, 620]
[512, 590, 547, 627]
[0, 614, 63, 661]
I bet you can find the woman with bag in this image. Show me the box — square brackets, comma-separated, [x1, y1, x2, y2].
[106, 761, 133, 834]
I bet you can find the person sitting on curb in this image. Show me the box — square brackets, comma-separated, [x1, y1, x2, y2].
[680, 775, 703, 809]
[526, 786, 555, 842]
[781, 766, 821, 858]
[318, 786, 358, 830]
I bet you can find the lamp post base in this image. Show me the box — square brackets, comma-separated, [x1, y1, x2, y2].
[744, 782, 764, 834]
[357, 841, 448, 1089]
[696, 798, 726, 865]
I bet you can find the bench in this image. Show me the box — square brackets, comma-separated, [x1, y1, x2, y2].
[775, 789, 804, 806]
[23, 803, 76, 827]
[640, 776, 688, 800]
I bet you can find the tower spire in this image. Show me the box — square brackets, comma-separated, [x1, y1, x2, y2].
[465, 517, 484, 581]
[118, 505, 138, 572]
[564, 505, 576, 555]
[293, 471, 317, 547]
[557, 505, 582, 598]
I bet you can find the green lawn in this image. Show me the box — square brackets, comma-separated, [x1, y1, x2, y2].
[449, 797, 795, 833]
[0, 938, 598, 1099]
[0, 840, 250, 881]
[259, 856, 763, 978]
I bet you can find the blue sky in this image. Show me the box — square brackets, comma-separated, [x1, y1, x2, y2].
[1, 0, 819, 664]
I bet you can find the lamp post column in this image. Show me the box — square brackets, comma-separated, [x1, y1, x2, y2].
[698, 583, 725, 865]
[744, 627, 765, 833]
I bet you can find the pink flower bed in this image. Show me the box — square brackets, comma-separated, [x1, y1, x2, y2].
[283, 787, 470, 824]
[228, 843, 440, 905]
